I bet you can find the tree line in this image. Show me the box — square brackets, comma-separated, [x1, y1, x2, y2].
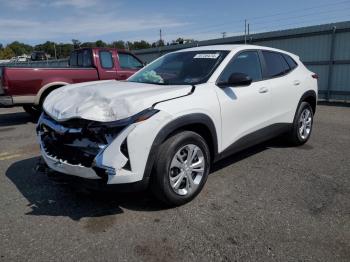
[0, 38, 191, 60]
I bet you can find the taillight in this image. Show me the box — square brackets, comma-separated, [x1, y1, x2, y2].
[312, 73, 319, 79]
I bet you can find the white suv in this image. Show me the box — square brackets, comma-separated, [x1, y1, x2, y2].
[37, 45, 318, 205]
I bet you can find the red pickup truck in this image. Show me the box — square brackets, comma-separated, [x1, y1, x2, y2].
[0, 48, 144, 116]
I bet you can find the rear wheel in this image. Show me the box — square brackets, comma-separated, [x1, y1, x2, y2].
[288, 101, 314, 145]
[151, 131, 210, 206]
[22, 87, 55, 118]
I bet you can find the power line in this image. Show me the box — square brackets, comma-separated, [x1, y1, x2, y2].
[176, 0, 350, 35]
[184, 6, 350, 37]
[253, 8, 350, 32]
[253, 15, 350, 34]
[250, 6, 350, 30]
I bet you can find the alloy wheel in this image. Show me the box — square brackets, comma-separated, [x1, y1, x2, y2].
[298, 108, 312, 140]
[168, 144, 205, 196]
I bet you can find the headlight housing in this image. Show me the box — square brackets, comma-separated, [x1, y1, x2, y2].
[85, 108, 159, 144]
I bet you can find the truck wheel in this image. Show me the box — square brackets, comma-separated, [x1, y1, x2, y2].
[151, 131, 210, 206]
[23, 105, 41, 118]
[288, 101, 314, 146]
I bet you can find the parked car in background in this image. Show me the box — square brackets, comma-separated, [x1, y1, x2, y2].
[0, 48, 144, 116]
[9, 56, 30, 63]
[31, 51, 48, 61]
[37, 45, 318, 206]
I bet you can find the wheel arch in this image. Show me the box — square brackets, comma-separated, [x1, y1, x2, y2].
[299, 90, 317, 114]
[34, 82, 69, 105]
[143, 113, 219, 180]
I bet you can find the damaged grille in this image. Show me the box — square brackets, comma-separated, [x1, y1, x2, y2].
[38, 113, 125, 167]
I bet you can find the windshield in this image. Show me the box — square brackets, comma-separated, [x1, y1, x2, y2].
[128, 50, 229, 85]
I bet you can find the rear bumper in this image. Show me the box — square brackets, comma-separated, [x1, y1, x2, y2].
[0, 95, 13, 107]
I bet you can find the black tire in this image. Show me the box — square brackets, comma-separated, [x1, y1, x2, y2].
[288, 101, 314, 146]
[22, 88, 53, 118]
[23, 105, 41, 118]
[151, 131, 211, 206]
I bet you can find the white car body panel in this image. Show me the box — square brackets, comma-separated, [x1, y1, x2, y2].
[43, 80, 192, 122]
[214, 80, 273, 150]
[154, 83, 223, 150]
[37, 44, 318, 185]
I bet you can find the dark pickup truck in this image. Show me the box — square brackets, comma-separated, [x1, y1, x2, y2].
[0, 48, 144, 116]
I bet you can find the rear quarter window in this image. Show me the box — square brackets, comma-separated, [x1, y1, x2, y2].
[282, 54, 298, 69]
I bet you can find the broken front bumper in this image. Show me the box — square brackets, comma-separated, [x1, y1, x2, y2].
[37, 113, 141, 185]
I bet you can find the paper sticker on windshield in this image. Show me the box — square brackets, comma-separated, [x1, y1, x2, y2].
[194, 53, 220, 59]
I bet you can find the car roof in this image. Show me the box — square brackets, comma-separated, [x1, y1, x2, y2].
[175, 44, 299, 59]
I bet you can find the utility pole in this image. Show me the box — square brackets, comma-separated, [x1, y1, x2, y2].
[244, 19, 247, 44]
[159, 29, 162, 46]
[221, 32, 226, 38]
[247, 23, 250, 43]
[53, 43, 57, 59]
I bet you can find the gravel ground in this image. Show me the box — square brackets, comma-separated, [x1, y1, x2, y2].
[0, 105, 349, 262]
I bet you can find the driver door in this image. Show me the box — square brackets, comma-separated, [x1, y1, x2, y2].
[215, 50, 272, 151]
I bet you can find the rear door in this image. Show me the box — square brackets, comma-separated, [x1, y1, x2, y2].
[260, 51, 299, 123]
[215, 50, 272, 150]
[116, 52, 143, 80]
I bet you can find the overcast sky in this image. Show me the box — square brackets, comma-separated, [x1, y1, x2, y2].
[0, 0, 349, 45]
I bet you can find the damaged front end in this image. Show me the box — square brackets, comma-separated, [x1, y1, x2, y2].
[36, 109, 158, 185]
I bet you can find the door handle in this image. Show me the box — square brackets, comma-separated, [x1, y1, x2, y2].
[259, 87, 269, 93]
[293, 80, 301, 86]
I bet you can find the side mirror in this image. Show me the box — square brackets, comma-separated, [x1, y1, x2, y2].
[218, 72, 252, 87]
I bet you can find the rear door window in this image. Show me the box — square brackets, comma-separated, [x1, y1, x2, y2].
[100, 51, 114, 69]
[262, 51, 291, 78]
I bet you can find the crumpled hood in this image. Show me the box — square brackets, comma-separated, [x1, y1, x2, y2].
[43, 80, 192, 122]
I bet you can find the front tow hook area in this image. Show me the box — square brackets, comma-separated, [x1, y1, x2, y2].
[34, 157, 69, 184]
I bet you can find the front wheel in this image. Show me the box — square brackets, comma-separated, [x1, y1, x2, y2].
[151, 131, 210, 206]
[23, 105, 41, 118]
[288, 101, 314, 145]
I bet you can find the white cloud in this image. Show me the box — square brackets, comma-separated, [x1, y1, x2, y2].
[51, 0, 99, 8]
[0, 14, 188, 43]
[3, 0, 38, 10]
[0, 0, 189, 44]
[3, 0, 99, 9]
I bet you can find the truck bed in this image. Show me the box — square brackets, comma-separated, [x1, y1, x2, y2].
[4, 67, 99, 96]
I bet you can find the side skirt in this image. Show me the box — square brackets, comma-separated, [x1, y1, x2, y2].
[214, 123, 292, 162]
